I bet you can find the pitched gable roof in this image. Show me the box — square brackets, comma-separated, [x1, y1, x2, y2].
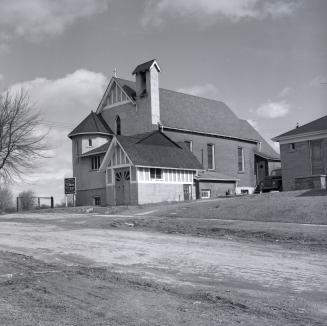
[132, 59, 160, 75]
[68, 111, 113, 138]
[109, 131, 202, 170]
[103, 78, 280, 161]
[273, 115, 327, 141]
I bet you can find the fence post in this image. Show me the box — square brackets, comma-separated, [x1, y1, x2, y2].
[16, 197, 19, 213]
[51, 197, 54, 209]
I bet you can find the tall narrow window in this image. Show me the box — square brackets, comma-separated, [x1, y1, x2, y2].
[116, 116, 121, 135]
[207, 144, 215, 170]
[88, 138, 92, 147]
[238, 147, 245, 172]
[184, 140, 192, 152]
[91, 156, 101, 170]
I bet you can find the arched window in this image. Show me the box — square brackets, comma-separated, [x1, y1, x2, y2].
[116, 116, 121, 135]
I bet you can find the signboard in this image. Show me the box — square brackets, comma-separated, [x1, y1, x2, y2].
[64, 177, 76, 194]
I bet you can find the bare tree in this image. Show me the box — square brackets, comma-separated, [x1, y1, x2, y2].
[18, 190, 35, 211]
[0, 186, 13, 213]
[0, 89, 48, 182]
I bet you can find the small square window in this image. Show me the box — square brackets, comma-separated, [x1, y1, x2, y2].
[150, 168, 163, 180]
[201, 189, 211, 199]
[94, 196, 101, 206]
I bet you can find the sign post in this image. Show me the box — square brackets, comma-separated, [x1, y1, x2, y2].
[64, 177, 76, 207]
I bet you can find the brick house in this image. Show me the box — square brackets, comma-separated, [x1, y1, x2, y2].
[273, 115, 327, 191]
[68, 59, 280, 206]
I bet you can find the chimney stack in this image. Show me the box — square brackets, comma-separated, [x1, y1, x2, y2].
[132, 59, 161, 126]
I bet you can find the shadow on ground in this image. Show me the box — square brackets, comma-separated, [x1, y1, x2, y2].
[297, 189, 327, 197]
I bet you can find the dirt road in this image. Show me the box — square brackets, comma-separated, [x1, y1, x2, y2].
[0, 210, 326, 325]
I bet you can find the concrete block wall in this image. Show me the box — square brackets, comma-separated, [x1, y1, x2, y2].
[280, 141, 312, 191]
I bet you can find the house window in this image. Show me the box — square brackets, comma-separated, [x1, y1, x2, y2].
[88, 138, 92, 147]
[184, 140, 193, 152]
[207, 144, 215, 170]
[238, 147, 245, 172]
[150, 168, 163, 180]
[201, 189, 211, 199]
[289, 143, 296, 151]
[116, 116, 121, 135]
[94, 196, 101, 206]
[91, 155, 101, 170]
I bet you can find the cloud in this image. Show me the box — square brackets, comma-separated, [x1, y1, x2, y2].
[256, 100, 290, 118]
[142, 0, 299, 27]
[278, 87, 292, 97]
[7, 69, 108, 203]
[310, 75, 327, 87]
[177, 83, 220, 100]
[0, 0, 109, 42]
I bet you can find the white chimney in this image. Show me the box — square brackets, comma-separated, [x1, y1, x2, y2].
[133, 59, 161, 126]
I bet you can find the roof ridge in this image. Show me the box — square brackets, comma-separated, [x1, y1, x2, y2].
[115, 77, 227, 105]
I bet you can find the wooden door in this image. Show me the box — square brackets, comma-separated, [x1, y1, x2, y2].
[115, 168, 130, 205]
[256, 161, 267, 184]
[183, 184, 191, 201]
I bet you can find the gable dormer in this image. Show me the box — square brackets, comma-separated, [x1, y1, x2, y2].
[97, 78, 135, 112]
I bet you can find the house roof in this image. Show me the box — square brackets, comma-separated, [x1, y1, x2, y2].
[116, 131, 203, 170]
[195, 170, 238, 181]
[273, 115, 327, 141]
[132, 59, 160, 75]
[114, 78, 280, 161]
[80, 141, 111, 157]
[68, 111, 113, 138]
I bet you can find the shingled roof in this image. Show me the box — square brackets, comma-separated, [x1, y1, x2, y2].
[132, 59, 160, 75]
[80, 141, 111, 157]
[115, 131, 202, 170]
[114, 78, 280, 161]
[68, 111, 113, 138]
[273, 115, 327, 141]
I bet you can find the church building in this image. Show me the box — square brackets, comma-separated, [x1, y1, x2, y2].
[68, 59, 280, 206]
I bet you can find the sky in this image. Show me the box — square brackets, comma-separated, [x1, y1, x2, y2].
[0, 0, 326, 203]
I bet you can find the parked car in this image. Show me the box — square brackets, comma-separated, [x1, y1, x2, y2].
[259, 168, 283, 192]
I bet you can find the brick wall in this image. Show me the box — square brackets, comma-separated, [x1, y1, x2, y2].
[72, 136, 106, 193]
[164, 130, 257, 187]
[76, 188, 106, 206]
[198, 180, 236, 198]
[101, 101, 155, 136]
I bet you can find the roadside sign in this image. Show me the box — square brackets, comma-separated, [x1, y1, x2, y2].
[64, 177, 76, 194]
